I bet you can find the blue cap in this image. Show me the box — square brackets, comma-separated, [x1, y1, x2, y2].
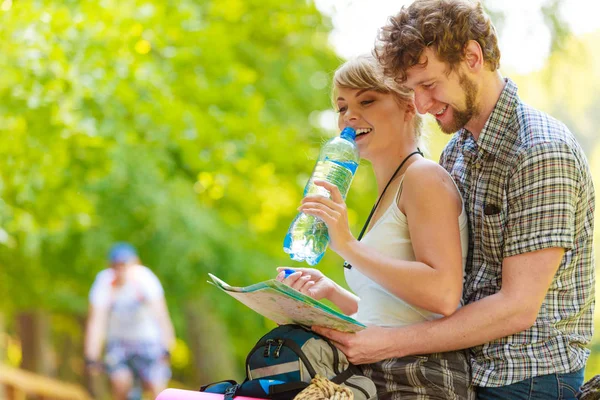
[340, 127, 356, 141]
[108, 242, 138, 263]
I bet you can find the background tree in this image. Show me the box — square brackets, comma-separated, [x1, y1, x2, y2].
[0, 0, 342, 388]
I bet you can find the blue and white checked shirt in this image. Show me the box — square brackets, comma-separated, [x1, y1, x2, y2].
[440, 78, 595, 387]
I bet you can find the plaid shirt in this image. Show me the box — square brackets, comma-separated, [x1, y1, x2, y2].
[440, 78, 595, 387]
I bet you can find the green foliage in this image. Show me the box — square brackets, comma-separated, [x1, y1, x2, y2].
[0, 0, 341, 379]
[540, 0, 571, 53]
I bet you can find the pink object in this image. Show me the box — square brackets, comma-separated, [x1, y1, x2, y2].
[156, 389, 266, 400]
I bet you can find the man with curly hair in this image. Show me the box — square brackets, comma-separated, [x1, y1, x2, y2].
[312, 1, 595, 399]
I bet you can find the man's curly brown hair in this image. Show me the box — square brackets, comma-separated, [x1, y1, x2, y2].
[374, 0, 501, 83]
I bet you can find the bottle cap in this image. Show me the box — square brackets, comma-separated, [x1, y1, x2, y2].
[340, 127, 356, 141]
[283, 269, 296, 278]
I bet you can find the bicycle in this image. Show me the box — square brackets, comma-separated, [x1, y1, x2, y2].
[85, 357, 145, 400]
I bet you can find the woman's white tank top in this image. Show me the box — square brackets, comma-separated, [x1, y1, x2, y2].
[344, 177, 469, 327]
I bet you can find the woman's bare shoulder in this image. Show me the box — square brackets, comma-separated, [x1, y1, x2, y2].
[401, 158, 461, 208]
[404, 158, 454, 185]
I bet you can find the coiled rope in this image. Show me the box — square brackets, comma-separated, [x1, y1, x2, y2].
[293, 375, 354, 400]
[577, 375, 600, 400]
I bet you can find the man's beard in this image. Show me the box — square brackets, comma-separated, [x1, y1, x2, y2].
[437, 73, 479, 134]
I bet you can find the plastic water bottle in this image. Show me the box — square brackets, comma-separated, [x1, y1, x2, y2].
[283, 127, 360, 265]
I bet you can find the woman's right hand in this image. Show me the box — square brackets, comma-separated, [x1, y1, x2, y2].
[276, 267, 335, 301]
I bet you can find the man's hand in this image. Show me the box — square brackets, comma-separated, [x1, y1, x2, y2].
[85, 359, 103, 376]
[312, 325, 400, 364]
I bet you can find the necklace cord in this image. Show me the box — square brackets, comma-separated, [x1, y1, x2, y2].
[343, 148, 423, 270]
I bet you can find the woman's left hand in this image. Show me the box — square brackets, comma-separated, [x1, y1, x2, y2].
[299, 180, 356, 254]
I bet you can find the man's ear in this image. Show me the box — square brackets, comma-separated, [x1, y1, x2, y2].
[463, 40, 483, 72]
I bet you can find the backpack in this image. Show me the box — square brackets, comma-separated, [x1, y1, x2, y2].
[201, 324, 377, 400]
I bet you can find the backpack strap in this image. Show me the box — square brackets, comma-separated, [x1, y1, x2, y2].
[330, 365, 360, 384]
[280, 339, 317, 378]
[268, 381, 309, 395]
[224, 383, 243, 400]
[199, 380, 243, 400]
[331, 365, 371, 400]
[320, 336, 341, 375]
[199, 379, 238, 392]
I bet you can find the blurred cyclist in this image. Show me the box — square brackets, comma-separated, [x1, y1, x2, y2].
[85, 242, 175, 399]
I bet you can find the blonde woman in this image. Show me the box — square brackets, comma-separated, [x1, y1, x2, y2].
[278, 55, 474, 399]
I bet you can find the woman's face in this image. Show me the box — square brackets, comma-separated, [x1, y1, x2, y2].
[336, 86, 410, 161]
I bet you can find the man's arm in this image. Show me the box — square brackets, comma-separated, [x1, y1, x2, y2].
[397, 246, 564, 354]
[149, 297, 176, 352]
[314, 246, 564, 364]
[84, 304, 109, 363]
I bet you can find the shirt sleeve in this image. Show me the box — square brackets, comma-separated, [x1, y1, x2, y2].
[503, 141, 579, 257]
[89, 270, 112, 307]
[139, 266, 165, 300]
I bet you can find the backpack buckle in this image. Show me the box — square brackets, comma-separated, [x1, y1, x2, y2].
[273, 339, 285, 358]
[264, 339, 275, 357]
[224, 383, 241, 400]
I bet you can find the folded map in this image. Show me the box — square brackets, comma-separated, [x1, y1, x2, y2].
[208, 273, 365, 333]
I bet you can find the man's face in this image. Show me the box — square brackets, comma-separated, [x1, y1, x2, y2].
[111, 262, 127, 282]
[110, 258, 137, 282]
[404, 47, 480, 134]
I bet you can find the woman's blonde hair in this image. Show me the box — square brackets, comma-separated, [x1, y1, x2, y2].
[332, 55, 423, 142]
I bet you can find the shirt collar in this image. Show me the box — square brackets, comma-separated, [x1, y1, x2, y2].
[456, 78, 518, 157]
[476, 78, 519, 155]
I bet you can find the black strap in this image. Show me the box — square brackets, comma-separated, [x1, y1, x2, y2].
[200, 380, 239, 392]
[224, 384, 242, 400]
[268, 381, 309, 395]
[330, 365, 358, 384]
[343, 148, 423, 270]
[280, 339, 318, 378]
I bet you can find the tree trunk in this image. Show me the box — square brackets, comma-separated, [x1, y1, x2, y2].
[0, 312, 5, 363]
[17, 310, 55, 376]
[56, 316, 79, 383]
[184, 299, 238, 386]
